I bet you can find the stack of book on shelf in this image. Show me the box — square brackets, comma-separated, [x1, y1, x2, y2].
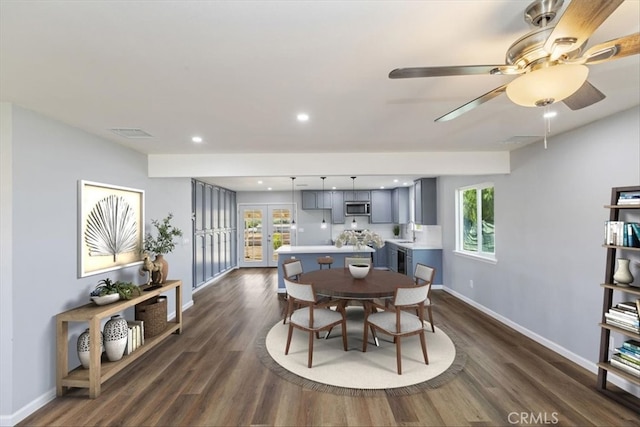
[611, 340, 640, 377]
[125, 320, 144, 355]
[604, 300, 640, 333]
[604, 221, 640, 247]
[618, 191, 640, 206]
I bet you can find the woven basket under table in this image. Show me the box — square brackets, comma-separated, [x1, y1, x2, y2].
[135, 296, 167, 338]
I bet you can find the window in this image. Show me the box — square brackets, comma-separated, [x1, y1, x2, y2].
[455, 183, 495, 261]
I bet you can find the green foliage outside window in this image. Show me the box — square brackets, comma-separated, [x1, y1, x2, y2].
[460, 185, 494, 255]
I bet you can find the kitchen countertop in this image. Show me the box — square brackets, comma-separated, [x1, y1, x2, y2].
[385, 239, 443, 250]
[275, 245, 375, 254]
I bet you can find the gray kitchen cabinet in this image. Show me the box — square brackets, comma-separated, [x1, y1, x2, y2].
[392, 187, 410, 224]
[414, 178, 437, 225]
[343, 190, 370, 201]
[407, 248, 443, 284]
[331, 191, 345, 224]
[387, 243, 398, 273]
[370, 189, 392, 223]
[302, 191, 332, 210]
[372, 246, 387, 268]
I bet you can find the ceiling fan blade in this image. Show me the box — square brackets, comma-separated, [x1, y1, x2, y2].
[389, 65, 518, 79]
[562, 81, 606, 110]
[435, 84, 507, 122]
[543, 0, 624, 58]
[580, 33, 640, 65]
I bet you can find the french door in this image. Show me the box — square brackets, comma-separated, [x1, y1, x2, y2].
[239, 204, 293, 267]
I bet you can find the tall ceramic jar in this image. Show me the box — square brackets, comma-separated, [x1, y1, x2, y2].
[103, 315, 128, 361]
[613, 258, 634, 286]
[77, 328, 104, 369]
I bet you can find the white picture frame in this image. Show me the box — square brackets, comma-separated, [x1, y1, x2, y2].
[78, 180, 145, 277]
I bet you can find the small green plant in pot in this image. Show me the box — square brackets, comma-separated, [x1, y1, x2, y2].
[143, 213, 183, 284]
[90, 278, 141, 305]
[393, 224, 400, 238]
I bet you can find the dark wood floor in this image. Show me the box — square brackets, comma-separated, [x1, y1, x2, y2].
[20, 268, 640, 426]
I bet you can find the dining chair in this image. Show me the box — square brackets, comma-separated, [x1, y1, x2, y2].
[282, 259, 304, 324]
[414, 263, 436, 332]
[362, 284, 430, 375]
[344, 256, 372, 267]
[284, 278, 348, 368]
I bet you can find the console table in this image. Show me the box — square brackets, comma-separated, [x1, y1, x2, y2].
[56, 280, 183, 398]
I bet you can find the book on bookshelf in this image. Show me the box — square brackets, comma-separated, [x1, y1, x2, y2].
[612, 353, 640, 369]
[610, 357, 640, 377]
[618, 192, 640, 205]
[617, 301, 639, 312]
[604, 221, 640, 247]
[623, 339, 640, 352]
[605, 317, 640, 333]
[609, 306, 639, 319]
[617, 347, 640, 362]
[605, 311, 640, 325]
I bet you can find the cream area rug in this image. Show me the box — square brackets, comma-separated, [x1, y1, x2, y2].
[257, 306, 466, 396]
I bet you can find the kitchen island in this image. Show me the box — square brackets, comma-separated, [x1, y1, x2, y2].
[275, 245, 375, 294]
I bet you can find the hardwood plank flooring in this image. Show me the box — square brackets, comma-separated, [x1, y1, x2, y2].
[19, 268, 640, 426]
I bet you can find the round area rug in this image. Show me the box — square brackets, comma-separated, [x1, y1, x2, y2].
[256, 306, 466, 396]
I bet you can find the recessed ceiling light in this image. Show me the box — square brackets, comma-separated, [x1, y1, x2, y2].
[380, 186, 385, 189]
[393, 179, 399, 183]
[192, 136, 203, 143]
[268, 187, 272, 191]
[297, 113, 309, 122]
[258, 180, 263, 184]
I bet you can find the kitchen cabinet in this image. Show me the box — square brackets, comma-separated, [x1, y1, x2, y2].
[406, 248, 443, 283]
[414, 178, 437, 225]
[387, 244, 398, 273]
[331, 191, 345, 224]
[392, 187, 410, 224]
[302, 191, 332, 210]
[344, 190, 370, 201]
[370, 190, 392, 223]
[372, 246, 387, 268]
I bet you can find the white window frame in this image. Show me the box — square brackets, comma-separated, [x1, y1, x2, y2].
[454, 182, 497, 264]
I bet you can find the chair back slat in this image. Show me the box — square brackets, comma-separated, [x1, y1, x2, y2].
[284, 278, 316, 302]
[283, 259, 303, 280]
[414, 263, 435, 285]
[394, 284, 429, 307]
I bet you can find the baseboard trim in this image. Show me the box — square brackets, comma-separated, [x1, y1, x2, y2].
[443, 286, 640, 397]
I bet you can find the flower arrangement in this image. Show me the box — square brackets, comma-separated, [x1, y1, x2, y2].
[143, 213, 183, 256]
[334, 229, 385, 250]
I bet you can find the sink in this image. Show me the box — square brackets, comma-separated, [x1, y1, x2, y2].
[396, 241, 414, 244]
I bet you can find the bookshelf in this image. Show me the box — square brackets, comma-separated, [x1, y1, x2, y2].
[56, 280, 182, 398]
[597, 186, 640, 412]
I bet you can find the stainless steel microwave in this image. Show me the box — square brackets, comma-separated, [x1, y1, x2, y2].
[345, 201, 370, 216]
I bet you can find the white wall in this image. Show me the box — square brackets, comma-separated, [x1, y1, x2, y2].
[439, 106, 640, 394]
[1, 104, 194, 425]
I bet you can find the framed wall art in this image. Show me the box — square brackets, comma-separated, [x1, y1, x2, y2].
[78, 180, 145, 277]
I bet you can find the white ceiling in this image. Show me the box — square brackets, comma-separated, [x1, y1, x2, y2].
[1, 0, 639, 191]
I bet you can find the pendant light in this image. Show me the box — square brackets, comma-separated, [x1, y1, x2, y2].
[320, 177, 328, 229]
[290, 177, 296, 230]
[350, 176, 358, 229]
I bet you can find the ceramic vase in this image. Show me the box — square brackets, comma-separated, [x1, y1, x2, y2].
[349, 263, 370, 279]
[613, 258, 634, 286]
[103, 315, 128, 361]
[152, 254, 169, 284]
[77, 328, 104, 369]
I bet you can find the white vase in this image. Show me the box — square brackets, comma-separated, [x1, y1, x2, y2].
[77, 328, 104, 369]
[103, 315, 128, 361]
[349, 263, 370, 279]
[613, 258, 634, 286]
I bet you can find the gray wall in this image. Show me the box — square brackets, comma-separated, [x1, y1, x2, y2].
[439, 106, 640, 395]
[0, 104, 193, 423]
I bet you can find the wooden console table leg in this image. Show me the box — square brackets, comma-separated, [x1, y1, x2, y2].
[175, 283, 183, 334]
[56, 318, 68, 396]
[88, 317, 102, 398]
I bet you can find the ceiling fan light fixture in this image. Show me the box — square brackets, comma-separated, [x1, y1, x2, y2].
[506, 64, 589, 107]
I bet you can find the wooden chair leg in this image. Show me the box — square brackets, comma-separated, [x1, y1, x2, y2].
[427, 306, 435, 332]
[362, 322, 370, 352]
[308, 331, 314, 368]
[419, 331, 429, 364]
[285, 324, 294, 355]
[396, 336, 402, 375]
[341, 321, 348, 351]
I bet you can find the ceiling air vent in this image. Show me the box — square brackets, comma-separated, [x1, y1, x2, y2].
[500, 135, 539, 146]
[109, 128, 153, 138]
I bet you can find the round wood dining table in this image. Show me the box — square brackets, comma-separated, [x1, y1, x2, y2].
[301, 267, 415, 300]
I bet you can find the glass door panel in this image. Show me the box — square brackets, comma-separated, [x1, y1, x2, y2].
[239, 204, 292, 267]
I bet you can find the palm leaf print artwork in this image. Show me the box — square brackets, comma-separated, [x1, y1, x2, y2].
[85, 195, 138, 261]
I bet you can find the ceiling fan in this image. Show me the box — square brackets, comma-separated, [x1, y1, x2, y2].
[390, 0, 639, 122]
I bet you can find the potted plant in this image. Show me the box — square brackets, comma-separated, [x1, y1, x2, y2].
[143, 213, 183, 284]
[393, 224, 400, 239]
[90, 278, 141, 305]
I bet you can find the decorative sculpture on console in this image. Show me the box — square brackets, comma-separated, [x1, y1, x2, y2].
[139, 252, 163, 285]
